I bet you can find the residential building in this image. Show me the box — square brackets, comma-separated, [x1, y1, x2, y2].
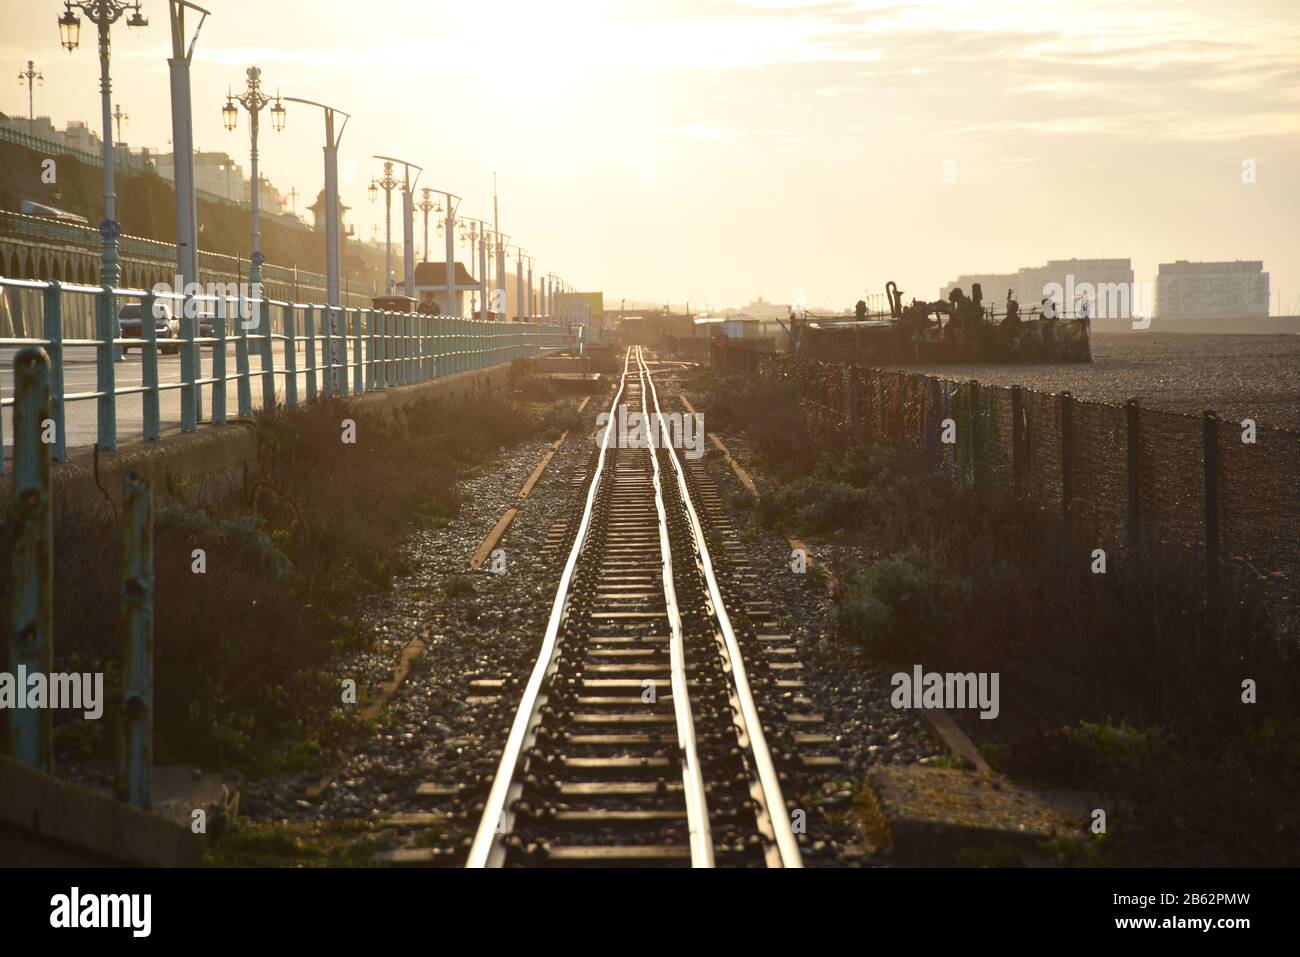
[1156, 260, 1269, 319]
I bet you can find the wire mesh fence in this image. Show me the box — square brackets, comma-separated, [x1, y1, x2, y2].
[712, 341, 1299, 630]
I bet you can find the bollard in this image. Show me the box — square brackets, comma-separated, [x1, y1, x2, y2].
[141, 290, 162, 441]
[6, 348, 54, 771]
[115, 471, 153, 809]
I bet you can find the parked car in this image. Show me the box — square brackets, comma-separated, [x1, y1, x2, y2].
[118, 302, 180, 355]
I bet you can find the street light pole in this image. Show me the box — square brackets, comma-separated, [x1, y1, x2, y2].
[17, 61, 44, 135]
[514, 246, 525, 322]
[372, 155, 421, 297]
[433, 189, 462, 316]
[416, 187, 438, 263]
[525, 254, 534, 319]
[224, 66, 284, 292]
[166, 1, 207, 297]
[58, 0, 150, 292]
[283, 96, 349, 390]
[369, 162, 397, 294]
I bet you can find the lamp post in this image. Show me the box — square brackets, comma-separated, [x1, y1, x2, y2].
[112, 102, 128, 141]
[462, 217, 492, 320]
[282, 96, 349, 390]
[370, 155, 421, 297]
[513, 246, 526, 321]
[416, 187, 440, 262]
[17, 60, 43, 135]
[223, 66, 284, 292]
[57, 0, 150, 292]
[525, 253, 534, 320]
[165, 2, 208, 300]
[368, 162, 398, 294]
[432, 188, 462, 316]
[493, 231, 509, 320]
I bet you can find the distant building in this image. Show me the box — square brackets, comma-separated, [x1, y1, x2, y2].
[154, 150, 244, 203]
[941, 258, 1136, 318]
[574, 291, 605, 330]
[1156, 260, 1269, 319]
[731, 296, 790, 321]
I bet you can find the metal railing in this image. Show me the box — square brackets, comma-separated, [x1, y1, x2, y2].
[0, 275, 573, 466]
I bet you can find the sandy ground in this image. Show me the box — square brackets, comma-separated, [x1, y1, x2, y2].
[889, 333, 1300, 430]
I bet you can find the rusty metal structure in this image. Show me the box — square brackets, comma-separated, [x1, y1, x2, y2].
[796, 281, 1092, 365]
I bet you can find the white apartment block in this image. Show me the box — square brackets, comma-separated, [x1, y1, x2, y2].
[1156, 260, 1269, 319]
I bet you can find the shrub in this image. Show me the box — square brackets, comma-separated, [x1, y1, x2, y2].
[835, 550, 943, 658]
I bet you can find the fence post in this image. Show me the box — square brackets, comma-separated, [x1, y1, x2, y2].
[1203, 410, 1221, 622]
[212, 294, 228, 425]
[259, 297, 276, 411]
[365, 309, 376, 391]
[1061, 390, 1074, 530]
[96, 285, 117, 450]
[1011, 385, 1026, 494]
[876, 371, 885, 437]
[41, 281, 67, 463]
[846, 365, 860, 438]
[320, 304, 332, 398]
[141, 290, 162, 441]
[336, 307, 350, 399]
[1126, 398, 1141, 558]
[304, 305, 318, 402]
[236, 295, 253, 417]
[925, 376, 940, 469]
[6, 348, 53, 771]
[284, 303, 299, 410]
[969, 379, 983, 491]
[115, 471, 153, 809]
[353, 309, 364, 395]
[180, 292, 198, 433]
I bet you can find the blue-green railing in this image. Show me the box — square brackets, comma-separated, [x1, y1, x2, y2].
[0, 275, 574, 465]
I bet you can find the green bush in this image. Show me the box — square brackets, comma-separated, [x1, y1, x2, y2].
[835, 550, 942, 658]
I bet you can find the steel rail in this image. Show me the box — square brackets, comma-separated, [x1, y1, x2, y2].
[636, 348, 805, 867]
[634, 346, 715, 866]
[465, 348, 635, 868]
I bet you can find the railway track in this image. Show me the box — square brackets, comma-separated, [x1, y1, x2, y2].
[462, 346, 836, 867]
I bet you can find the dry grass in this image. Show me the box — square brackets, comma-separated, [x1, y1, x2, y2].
[0, 391, 544, 774]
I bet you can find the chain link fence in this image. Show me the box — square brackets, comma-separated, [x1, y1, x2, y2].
[712, 341, 1299, 630]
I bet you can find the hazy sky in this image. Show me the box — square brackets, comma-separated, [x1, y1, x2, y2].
[3, 0, 1298, 311]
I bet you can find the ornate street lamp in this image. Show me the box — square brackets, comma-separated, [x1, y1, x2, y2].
[17, 61, 44, 135]
[222, 65, 284, 288]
